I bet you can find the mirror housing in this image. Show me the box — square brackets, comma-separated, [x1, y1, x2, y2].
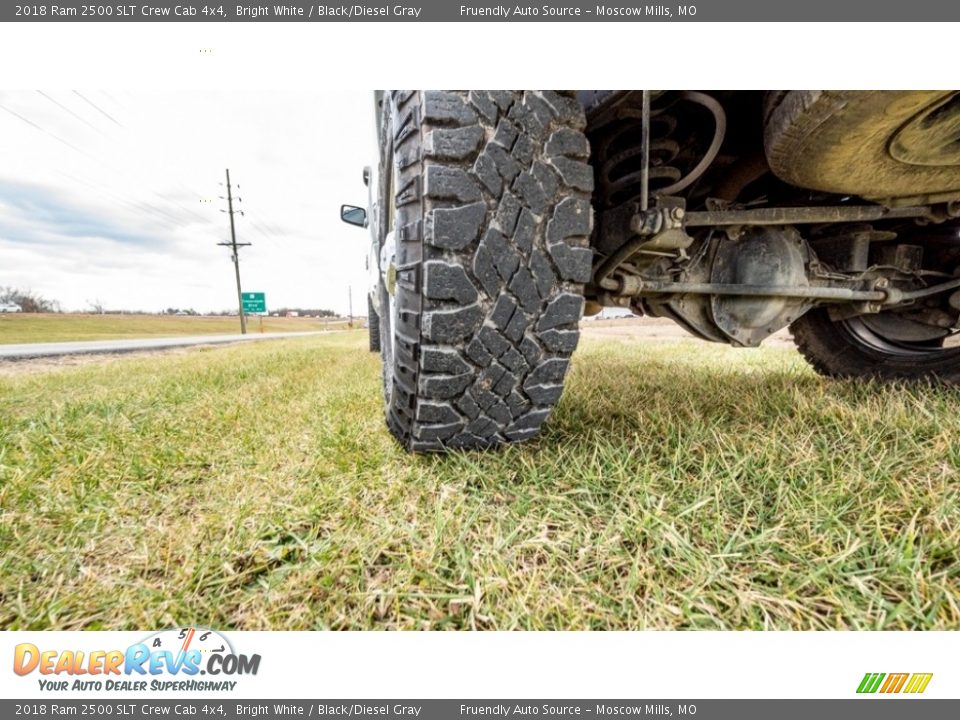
[340, 204, 367, 228]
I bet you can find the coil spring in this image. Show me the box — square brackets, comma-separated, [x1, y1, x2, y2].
[598, 107, 681, 209]
[597, 92, 727, 209]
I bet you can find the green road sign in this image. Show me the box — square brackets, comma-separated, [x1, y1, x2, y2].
[241, 292, 266, 314]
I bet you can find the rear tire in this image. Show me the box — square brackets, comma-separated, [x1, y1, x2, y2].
[376, 91, 594, 451]
[764, 90, 960, 205]
[791, 309, 960, 383]
[367, 295, 381, 352]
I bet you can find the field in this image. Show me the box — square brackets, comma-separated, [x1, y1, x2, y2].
[0, 313, 351, 345]
[1, 327, 959, 630]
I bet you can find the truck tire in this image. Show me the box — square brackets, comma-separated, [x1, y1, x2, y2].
[791, 309, 960, 383]
[764, 90, 960, 205]
[367, 295, 381, 352]
[375, 91, 593, 451]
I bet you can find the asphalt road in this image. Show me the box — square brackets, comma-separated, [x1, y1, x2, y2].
[0, 331, 330, 360]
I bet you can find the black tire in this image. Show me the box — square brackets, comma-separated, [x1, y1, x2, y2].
[367, 295, 381, 352]
[376, 91, 594, 452]
[791, 309, 960, 383]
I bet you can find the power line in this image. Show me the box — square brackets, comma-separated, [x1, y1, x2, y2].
[154, 189, 207, 224]
[253, 213, 286, 238]
[0, 102, 92, 158]
[99, 91, 126, 110]
[55, 170, 203, 231]
[4, 96, 270, 257]
[245, 215, 281, 246]
[218, 186, 265, 245]
[234, 195, 287, 240]
[72, 90, 123, 127]
[2, 98, 201, 229]
[36, 91, 108, 137]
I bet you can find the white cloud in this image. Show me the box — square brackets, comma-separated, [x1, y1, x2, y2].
[0, 89, 377, 314]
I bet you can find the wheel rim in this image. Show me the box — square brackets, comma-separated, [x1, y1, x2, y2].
[840, 315, 960, 357]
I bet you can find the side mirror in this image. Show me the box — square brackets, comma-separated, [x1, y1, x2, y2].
[340, 204, 367, 228]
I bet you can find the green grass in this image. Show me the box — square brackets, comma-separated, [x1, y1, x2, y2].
[0, 313, 348, 344]
[1, 330, 958, 630]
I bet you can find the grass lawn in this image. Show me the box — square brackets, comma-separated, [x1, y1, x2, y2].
[0, 313, 350, 344]
[1, 330, 958, 629]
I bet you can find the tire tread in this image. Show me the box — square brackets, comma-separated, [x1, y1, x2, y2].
[383, 91, 592, 451]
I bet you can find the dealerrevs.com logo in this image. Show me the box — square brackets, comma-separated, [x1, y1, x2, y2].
[13, 628, 261, 692]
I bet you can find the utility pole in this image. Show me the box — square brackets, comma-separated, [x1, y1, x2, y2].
[217, 168, 251, 334]
[348, 284, 353, 327]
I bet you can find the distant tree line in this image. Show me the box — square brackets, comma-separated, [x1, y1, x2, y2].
[0, 287, 339, 317]
[0, 287, 61, 313]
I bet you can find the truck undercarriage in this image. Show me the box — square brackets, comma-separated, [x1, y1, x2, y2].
[344, 91, 960, 451]
[581, 91, 960, 358]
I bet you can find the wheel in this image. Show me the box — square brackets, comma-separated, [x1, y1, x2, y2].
[367, 295, 381, 352]
[791, 308, 960, 383]
[374, 91, 594, 451]
[764, 91, 960, 205]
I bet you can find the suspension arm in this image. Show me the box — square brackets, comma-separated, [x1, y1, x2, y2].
[598, 276, 887, 302]
[598, 275, 960, 306]
[682, 204, 933, 227]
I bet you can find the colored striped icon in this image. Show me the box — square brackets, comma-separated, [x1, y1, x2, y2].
[857, 672, 933, 694]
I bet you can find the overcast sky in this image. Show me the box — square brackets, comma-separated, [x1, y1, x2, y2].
[0, 90, 376, 315]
